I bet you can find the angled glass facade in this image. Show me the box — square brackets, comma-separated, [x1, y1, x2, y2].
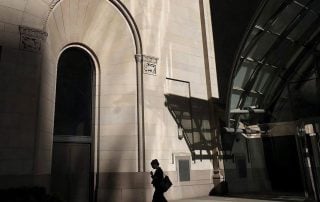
[228, 0, 320, 127]
[222, 0, 320, 199]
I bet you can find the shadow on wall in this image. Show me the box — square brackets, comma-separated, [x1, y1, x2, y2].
[98, 131, 154, 202]
[0, 186, 64, 202]
[0, 30, 48, 188]
[164, 94, 215, 160]
[164, 94, 229, 195]
[209, 181, 228, 196]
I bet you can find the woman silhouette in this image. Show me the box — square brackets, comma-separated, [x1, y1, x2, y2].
[150, 159, 167, 202]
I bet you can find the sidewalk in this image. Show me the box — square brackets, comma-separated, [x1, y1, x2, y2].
[171, 195, 306, 202]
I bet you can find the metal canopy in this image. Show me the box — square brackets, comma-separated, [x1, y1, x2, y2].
[227, 0, 320, 127]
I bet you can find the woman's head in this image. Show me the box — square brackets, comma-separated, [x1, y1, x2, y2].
[151, 159, 159, 169]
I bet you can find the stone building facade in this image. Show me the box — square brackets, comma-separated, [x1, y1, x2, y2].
[0, 0, 220, 201]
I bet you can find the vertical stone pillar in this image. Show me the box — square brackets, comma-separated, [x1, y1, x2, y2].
[19, 26, 49, 187]
[199, 0, 226, 193]
[135, 54, 158, 172]
[135, 54, 146, 172]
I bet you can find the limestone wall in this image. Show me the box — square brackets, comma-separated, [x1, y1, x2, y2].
[0, 0, 219, 201]
[0, 22, 44, 187]
[36, 0, 138, 174]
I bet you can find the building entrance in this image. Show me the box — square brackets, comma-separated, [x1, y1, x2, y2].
[51, 47, 95, 202]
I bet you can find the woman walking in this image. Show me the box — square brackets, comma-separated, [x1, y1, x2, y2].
[150, 159, 167, 202]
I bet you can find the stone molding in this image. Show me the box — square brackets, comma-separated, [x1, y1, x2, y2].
[135, 54, 159, 75]
[43, 0, 61, 29]
[19, 26, 48, 52]
[50, 0, 60, 9]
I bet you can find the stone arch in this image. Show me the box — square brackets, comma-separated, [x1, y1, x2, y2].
[33, 0, 146, 192]
[51, 45, 98, 202]
[109, 0, 145, 172]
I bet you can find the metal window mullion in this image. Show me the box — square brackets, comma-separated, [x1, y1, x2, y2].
[232, 88, 261, 97]
[239, 0, 294, 63]
[244, 57, 280, 70]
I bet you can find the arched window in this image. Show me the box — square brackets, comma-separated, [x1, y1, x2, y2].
[54, 47, 94, 136]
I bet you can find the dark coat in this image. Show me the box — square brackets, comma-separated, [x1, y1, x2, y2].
[151, 167, 164, 189]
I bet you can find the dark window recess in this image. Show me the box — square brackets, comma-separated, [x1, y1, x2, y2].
[235, 156, 247, 178]
[178, 159, 190, 181]
[54, 48, 94, 136]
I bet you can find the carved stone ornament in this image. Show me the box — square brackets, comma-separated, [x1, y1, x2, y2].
[19, 26, 48, 52]
[135, 54, 159, 75]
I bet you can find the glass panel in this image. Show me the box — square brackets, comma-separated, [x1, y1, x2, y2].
[309, 28, 320, 44]
[266, 38, 296, 68]
[256, 69, 278, 98]
[247, 32, 277, 61]
[230, 93, 241, 109]
[233, 61, 256, 88]
[290, 54, 314, 82]
[269, 3, 303, 35]
[263, 77, 282, 105]
[293, 54, 313, 76]
[256, 0, 287, 29]
[243, 27, 262, 52]
[285, 46, 305, 69]
[243, 96, 257, 108]
[288, 11, 318, 41]
[310, 1, 320, 13]
[252, 68, 272, 93]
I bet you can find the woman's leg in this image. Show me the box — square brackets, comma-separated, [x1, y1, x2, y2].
[153, 189, 167, 202]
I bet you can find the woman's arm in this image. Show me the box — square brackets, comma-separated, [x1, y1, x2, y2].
[152, 168, 164, 186]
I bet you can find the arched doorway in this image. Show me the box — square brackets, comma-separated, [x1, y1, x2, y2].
[51, 47, 95, 202]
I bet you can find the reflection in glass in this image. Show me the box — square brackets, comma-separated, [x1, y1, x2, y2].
[247, 32, 277, 61]
[234, 61, 255, 88]
[288, 12, 317, 41]
[256, 0, 286, 29]
[269, 3, 302, 35]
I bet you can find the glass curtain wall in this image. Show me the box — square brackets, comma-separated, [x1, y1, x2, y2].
[228, 0, 320, 127]
[225, 0, 320, 199]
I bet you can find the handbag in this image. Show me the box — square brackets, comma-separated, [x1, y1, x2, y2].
[161, 175, 172, 192]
